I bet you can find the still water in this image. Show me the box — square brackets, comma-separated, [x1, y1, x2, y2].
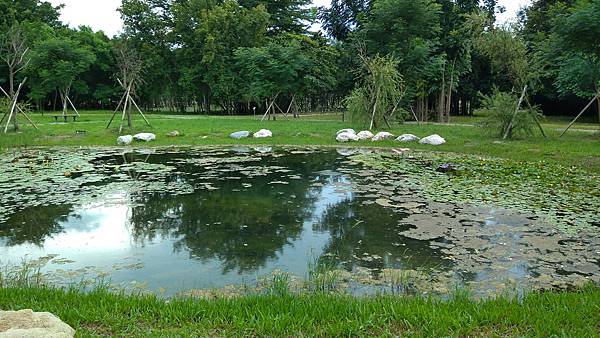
[1, 147, 597, 295]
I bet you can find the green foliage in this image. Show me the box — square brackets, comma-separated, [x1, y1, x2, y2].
[28, 37, 96, 99]
[346, 54, 404, 128]
[477, 90, 543, 138]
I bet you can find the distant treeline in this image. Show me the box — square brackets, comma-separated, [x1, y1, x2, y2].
[0, 0, 598, 120]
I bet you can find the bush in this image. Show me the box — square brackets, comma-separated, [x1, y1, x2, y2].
[477, 90, 543, 139]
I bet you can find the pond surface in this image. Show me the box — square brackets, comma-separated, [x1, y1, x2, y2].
[0, 147, 598, 296]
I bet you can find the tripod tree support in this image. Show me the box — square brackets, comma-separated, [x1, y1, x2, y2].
[2, 78, 37, 133]
[560, 92, 600, 138]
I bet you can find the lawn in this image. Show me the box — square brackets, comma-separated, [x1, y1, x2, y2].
[0, 286, 599, 337]
[1, 110, 599, 172]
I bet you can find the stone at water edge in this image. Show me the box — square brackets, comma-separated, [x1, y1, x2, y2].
[356, 131, 375, 140]
[371, 132, 395, 142]
[396, 134, 420, 142]
[0, 309, 75, 338]
[117, 135, 133, 145]
[133, 133, 156, 142]
[336, 132, 360, 142]
[336, 128, 356, 135]
[253, 129, 273, 138]
[229, 131, 251, 140]
[167, 130, 181, 137]
[419, 134, 446, 145]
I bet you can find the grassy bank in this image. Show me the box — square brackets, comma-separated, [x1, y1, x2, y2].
[0, 111, 599, 171]
[1, 286, 599, 336]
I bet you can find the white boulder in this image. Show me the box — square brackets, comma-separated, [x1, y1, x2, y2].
[372, 132, 395, 142]
[396, 134, 420, 142]
[336, 128, 356, 135]
[253, 129, 273, 138]
[419, 134, 446, 145]
[117, 135, 133, 145]
[336, 132, 360, 142]
[356, 131, 375, 140]
[0, 310, 75, 338]
[133, 133, 156, 142]
[230, 131, 250, 139]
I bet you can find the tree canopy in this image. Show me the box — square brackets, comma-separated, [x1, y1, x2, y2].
[0, 0, 598, 125]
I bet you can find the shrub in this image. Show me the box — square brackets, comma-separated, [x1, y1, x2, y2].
[477, 90, 543, 139]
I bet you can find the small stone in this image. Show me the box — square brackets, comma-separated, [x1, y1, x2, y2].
[229, 131, 250, 140]
[166, 130, 180, 137]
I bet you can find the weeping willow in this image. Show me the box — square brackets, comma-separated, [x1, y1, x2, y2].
[346, 54, 404, 130]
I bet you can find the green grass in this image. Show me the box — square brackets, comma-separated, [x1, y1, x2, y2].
[1, 285, 599, 336]
[1, 110, 599, 171]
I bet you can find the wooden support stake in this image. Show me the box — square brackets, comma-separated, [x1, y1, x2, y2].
[107, 91, 127, 129]
[524, 96, 546, 138]
[119, 85, 132, 134]
[261, 93, 280, 122]
[560, 92, 600, 138]
[503, 85, 528, 140]
[410, 106, 420, 125]
[4, 80, 26, 133]
[129, 96, 151, 127]
[66, 95, 80, 117]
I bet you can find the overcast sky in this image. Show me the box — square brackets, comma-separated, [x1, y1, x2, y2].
[48, 0, 531, 38]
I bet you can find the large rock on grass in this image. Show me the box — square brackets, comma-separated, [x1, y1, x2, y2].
[396, 134, 420, 142]
[133, 133, 156, 142]
[336, 132, 360, 142]
[356, 131, 374, 140]
[419, 134, 446, 145]
[253, 129, 273, 138]
[230, 131, 250, 140]
[0, 309, 75, 338]
[336, 128, 356, 135]
[117, 135, 133, 145]
[372, 132, 395, 142]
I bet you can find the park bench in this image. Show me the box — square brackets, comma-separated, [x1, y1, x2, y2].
[52, 114, 78, 122]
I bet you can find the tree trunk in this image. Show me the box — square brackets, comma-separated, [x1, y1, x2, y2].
[8, 66, 14, 97]
[596, 84, 600, 125]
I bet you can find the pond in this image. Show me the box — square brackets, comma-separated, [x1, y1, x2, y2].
[0, 147, 599, 297]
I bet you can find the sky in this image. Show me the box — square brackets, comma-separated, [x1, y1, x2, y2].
[48, 0, 531, 38]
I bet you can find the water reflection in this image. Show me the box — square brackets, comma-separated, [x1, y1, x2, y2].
[0, 148, 440, 292]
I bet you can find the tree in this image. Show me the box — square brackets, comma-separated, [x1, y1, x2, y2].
[235, 42, 310, 120]
[29, 37, 95, 116]
[346, 53, 404, 130]
[550, 0, 600, 123]
[0, 25, 37, 132]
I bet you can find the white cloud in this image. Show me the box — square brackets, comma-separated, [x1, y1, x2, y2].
[48, 0, 123, 37]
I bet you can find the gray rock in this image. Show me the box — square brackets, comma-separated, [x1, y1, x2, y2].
[371, 132, 395, 141]
[230, 131, 251, 140]
[253, 129, 273, 138]
[133, 133, 156, 142]
[336, 132, 359, 142]
[419, 134, 446, 145]
[167, 130, 180, 137]
[117, 135, 133, 145]
[0, 310, 75, 338]
[396, 134, 420, 142]
[356, 131, 374, 140]
[336, 128, 356, 135]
